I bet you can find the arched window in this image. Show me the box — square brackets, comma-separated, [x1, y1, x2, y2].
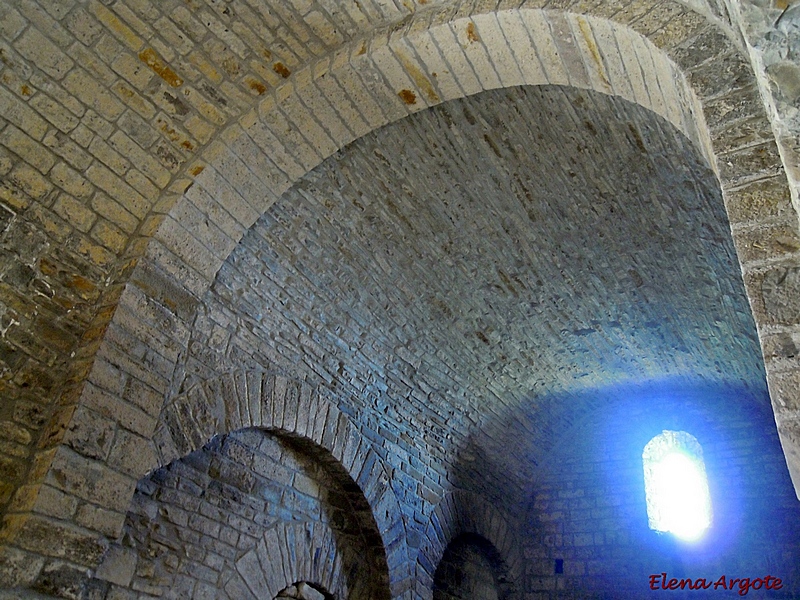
[642, 431, 712, 541]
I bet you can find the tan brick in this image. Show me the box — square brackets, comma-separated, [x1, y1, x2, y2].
[69, 234, 116, 269]
[181, 86, 226, 125]
[28, 203, 69, 241]
[53, 193, 95, 232]
[0, 124, 56, 174]
[109, 130, 170, 188]
[124, 167, 159, 200]
[29, 93, 81, 133]
[15, 0, 73, 48]
[29, 72, 86, 118]
[278, 92, 338, 159]
[496, 10, 548, 87]
[0, 65, 36, 99]
[631, 33, 668, 120]
[138, 47, 183, 88]
[63, 8, 104, 46]
[111, 51, 154, 90]
[331, 59, 389, 130]
[91, 218, 128, 254]
[521, 10, 569, 86]
[89, 136, 130, 176]
[63, 67, 126, 121]
[7, 163, 53, 200]
[614, 29, 651, 108]
[14, 26, 74, 80]
[81, 109, 115, 140]
[69, 123, 94, 148]
[90, 0, 143, 51]
[474, 14, 523, 89]
[304, 10, 342, 47]
[571, 15, 613, 94]
[0, 5, 27, 41]
[112, 80, 157, 120]
[86, 162, 149, 218]
[44, 129, 93, 171]
[50, 162, 92, 200]
[183, 113, 214, 145]
[0, 85, 49, 140]
[154, 16, 194, 56]
[68, 41, 117, 86]
[90, 191, 139, 234]
[34, 484, 78, 520]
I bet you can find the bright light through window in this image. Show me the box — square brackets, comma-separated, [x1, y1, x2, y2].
[643, 431, 711, 541]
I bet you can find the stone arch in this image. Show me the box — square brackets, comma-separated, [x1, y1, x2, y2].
[153, 6, 716, 307]
[433, 533, 515, 600]
[13, 0, 799, 589]
[151, 369, 410, 597]
[96, 424, 392, 600]
[226, 522, 346, 599]
[416, 490, 524, 600]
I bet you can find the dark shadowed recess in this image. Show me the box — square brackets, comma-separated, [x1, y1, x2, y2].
[433, 533, 514, 600]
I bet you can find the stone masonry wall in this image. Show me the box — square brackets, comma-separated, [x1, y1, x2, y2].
[93, 427, 389, 600]
[0, 0, 763, 532]
[3, 0, 800, 597]
[724, 0, 800, 500]
[181, 82, 761, 539]
[525, 388, 800, 599]
[0, 0, 723, 532]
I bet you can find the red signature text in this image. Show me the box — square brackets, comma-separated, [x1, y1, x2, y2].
[649, 573, 782, 596]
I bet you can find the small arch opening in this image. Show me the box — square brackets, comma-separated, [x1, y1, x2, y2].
[433, 533, 513, 600]
[643, 430, 712, 541]
[274, 581, 335, 600]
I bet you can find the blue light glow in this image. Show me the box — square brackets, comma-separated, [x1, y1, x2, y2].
[643, 432, 712, 541]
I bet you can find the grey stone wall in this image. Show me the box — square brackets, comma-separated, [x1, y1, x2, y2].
[95, 428, 389, 600]
[184, 82, 765, 527]
[2, 0, 800, 597]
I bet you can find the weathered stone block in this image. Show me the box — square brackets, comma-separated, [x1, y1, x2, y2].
[44, 446, 134, 514]
[95, 545, 137, 587]
[16, 514, 107, 566]
[760, 264, 800, 325]
[768, 368, 800, 413]
[732, 221, 800, 264]
[33, 484, 78, 520]
[687, 51, 755, 100]
[32, 560, 90, 600]
[63, 406, 116, 461]
[15, 27, 73, 80]
[0, 546, 45, 588]
[74, 501, 124, 539]
[724, 176, 794, 224]
[719, 141, 784, 186]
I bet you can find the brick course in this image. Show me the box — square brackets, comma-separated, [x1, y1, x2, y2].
[1, 0, 800, 598]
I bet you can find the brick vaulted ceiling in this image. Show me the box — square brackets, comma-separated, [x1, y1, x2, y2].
[181, 85, 768, 503]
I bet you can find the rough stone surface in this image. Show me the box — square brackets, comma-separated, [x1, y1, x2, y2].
[1, 0, 800, 598]
[94, 428, 389, 600]
[187, 86, 765, 509]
